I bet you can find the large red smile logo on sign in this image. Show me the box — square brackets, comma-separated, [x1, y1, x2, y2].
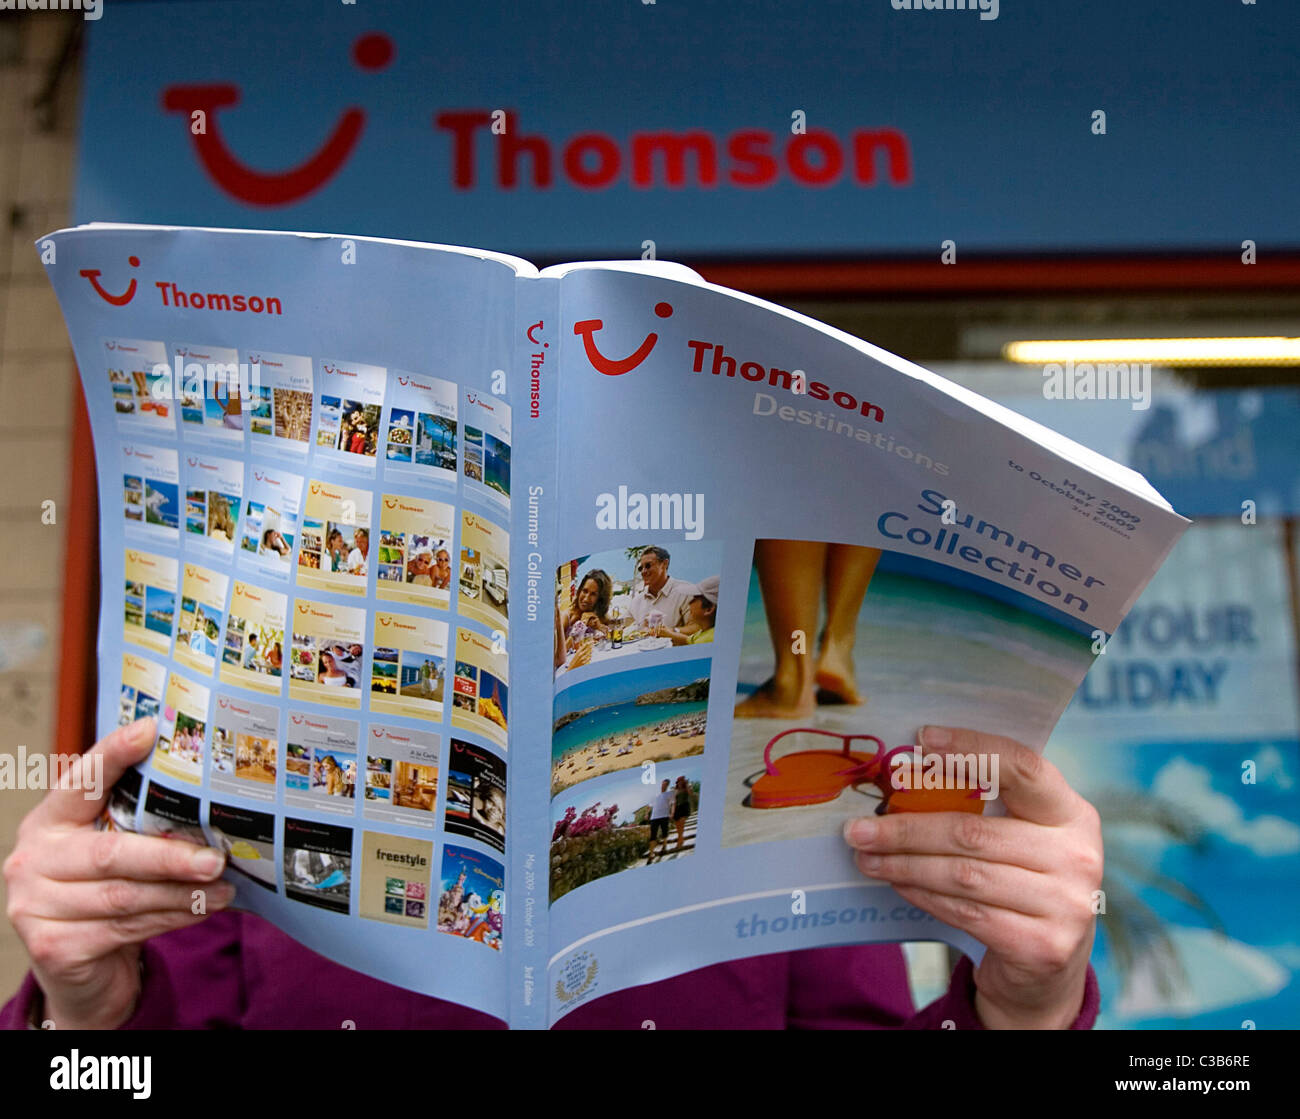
[161, 33, 393, 207]
[573, 302, 672, 376]
[81, 256, 140, 305]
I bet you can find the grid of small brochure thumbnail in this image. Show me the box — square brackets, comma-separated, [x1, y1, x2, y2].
[106, 339, 510, 952]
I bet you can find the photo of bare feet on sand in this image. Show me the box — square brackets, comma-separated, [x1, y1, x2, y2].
[725, 539, 1096, 848]
[734, 539, 881, 719]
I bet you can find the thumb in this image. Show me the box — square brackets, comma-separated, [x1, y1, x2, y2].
[38, 716, 155, 827]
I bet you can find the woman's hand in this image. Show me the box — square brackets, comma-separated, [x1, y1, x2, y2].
[2, 718, 232, 1029]
[844, 725, 1102, 1029]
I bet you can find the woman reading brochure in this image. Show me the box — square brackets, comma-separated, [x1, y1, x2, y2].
[5, 219, 1181, 1032]
[1, 717, 1101, 1029]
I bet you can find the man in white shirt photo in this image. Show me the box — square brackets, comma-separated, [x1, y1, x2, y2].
[627, 546, 694, 631]
[646, 778, 675, 863]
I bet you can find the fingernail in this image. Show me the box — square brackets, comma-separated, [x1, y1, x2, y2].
[859, 853, 882, 874]
[191, 848, 225, 877]
[921, 725, 951, 748]
[844, 818, 877, 847]
[211, 882, 237, 906]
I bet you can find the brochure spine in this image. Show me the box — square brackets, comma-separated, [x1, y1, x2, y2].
[506, 275, 560, 1029]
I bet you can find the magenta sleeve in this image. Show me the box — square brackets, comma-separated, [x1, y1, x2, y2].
[0, 971, 42, 1030]
[0, 911, 249, 1030]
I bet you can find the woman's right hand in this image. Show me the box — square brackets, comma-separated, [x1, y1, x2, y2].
[2, 717, 233, 1029]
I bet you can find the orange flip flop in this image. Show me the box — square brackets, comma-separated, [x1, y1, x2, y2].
[884, 785, 986, 814]
[873, 744, 987, 815]
[751, 729, 885, 809]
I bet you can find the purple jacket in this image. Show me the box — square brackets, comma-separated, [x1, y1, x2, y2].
[1, 911, 1099, 1029]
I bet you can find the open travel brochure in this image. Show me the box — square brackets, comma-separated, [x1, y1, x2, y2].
[38, 223, 1190, 1028]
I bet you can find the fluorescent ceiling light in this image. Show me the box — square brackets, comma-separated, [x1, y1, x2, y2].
[1001, 337, 1300, 366]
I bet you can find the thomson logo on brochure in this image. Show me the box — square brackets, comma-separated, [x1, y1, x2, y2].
[76, 251, 285, 316]
[573, 302, 673, 376]
[80, 255, 140, 306]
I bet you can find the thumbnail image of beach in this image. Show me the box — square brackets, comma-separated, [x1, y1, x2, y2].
[185, 490, 205, 535]
[139, 585, 175, 638]
[144, 480, 179, 530]
[723, 541, 1096, 848]
[551, 659, 710, 797]
[249, 386, 274, 436]
[204, 390, 242, 430]
[484, 433, 510, 498]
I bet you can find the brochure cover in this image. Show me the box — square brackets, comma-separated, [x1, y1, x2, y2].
[38, 223, 1190, 1028]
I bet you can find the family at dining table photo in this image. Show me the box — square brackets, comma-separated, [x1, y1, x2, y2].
[553, 541, 722, 678]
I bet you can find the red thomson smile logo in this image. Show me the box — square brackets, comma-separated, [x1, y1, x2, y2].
[161, 32, 394, 207]
[574, 302, 672, 375]
[81, 255, 140, 306]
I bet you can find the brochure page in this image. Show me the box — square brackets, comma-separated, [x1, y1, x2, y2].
[536, 265, 1189, 1024]
[42, 225, 531, 1021]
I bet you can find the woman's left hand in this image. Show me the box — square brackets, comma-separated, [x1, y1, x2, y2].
[844, 725, 1102, 1029]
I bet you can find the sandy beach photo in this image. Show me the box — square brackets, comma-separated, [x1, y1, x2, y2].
[552, 709, 705, 796]
[550, 658, 711, 797]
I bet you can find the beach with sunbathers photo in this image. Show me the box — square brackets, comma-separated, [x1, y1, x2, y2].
[551, 703, 706, 796]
